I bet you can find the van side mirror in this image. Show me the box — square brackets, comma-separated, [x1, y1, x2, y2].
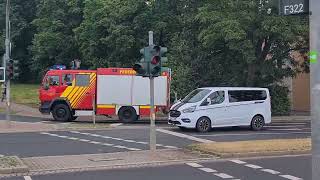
[207, 98, 211, 104]
[43, 83, 49, 90]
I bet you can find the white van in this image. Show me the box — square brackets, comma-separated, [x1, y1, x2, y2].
[168, 87, 271, 132]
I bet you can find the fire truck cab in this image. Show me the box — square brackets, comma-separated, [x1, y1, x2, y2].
[39, 68, 171, 122]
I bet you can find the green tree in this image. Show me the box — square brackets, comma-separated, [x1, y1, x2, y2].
[31, 0, 84, 79]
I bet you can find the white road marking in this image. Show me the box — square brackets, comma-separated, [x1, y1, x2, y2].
[78, 139, 90, 142]
[110, 123, 123, 127]
[89, 141, 101, 144]
[136, 141, 148, 144]
[123, 139, 136, 143]
[280, 175, 303, 180]
[157, 128, 213, 143]
[199, 168, 217, 173]
[229, 160, 247, 164]
[186, 163, 203, 168]
[127, 148, 141, 151]
[271, 123, 307, 125]
[113, 145, 127, 149]
[41, 132, 139, 151]
[164, 145, 178, 149]
[102, 143, 114, 146]
[261, 169, 281, 175]
[70, 131, 80, 133]
[24, 176, 32, 180]
[90, 134, 102, 137]
[0, 154, 4, 157]
[111, 137, 123, 141]
[214, 173, 234, 179]
[245, 164, 263, 169]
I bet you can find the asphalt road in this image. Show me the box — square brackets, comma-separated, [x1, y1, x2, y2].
[3, 155, 311, 180]
[0, 128, 195, 157]
[166, 120, 311, 142]
[0, 120, 310, 157]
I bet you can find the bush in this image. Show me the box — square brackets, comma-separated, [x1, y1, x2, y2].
[269, 85, 291, 116]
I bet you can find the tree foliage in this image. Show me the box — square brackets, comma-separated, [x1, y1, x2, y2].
[0, 0, 309, 113]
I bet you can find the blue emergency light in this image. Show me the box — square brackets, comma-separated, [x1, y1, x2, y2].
[49, 65, 66, 70]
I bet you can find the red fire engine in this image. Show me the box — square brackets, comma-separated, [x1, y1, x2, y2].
[39, 68, 171, 122]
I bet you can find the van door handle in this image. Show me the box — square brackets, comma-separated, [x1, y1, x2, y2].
[255, 101, 264, 104]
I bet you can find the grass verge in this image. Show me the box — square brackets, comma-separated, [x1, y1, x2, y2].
[189, 138, 311, 158]
[0, 156, 29, 174]
[11, 84, 39, 108]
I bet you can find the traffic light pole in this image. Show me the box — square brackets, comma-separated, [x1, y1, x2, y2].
[149, 31, 156, 151]
[4, 0, 11, 128]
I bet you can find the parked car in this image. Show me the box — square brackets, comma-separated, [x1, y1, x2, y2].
[168, 87, 271, 132]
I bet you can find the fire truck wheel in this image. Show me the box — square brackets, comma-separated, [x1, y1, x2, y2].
[52, 104, 71, 122]
[118, 106, 138, 123]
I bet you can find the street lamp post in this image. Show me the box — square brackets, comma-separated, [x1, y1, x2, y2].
[4, 0, 11, 127]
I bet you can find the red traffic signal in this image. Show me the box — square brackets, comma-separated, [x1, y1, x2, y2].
[151, 56, 160, 65]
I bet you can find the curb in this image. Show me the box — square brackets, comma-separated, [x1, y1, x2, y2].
[207, 150, 311, 158]
[0, 156, 29, 174]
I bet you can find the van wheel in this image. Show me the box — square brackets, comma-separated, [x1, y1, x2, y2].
[52, 104, 71, 122]
[251, 115, 265, 131]
[118, 106, 138, 123]
[196, 117, 211, 133]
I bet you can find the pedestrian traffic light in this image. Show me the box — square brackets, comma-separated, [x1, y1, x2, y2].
[7, 59, 19, 80]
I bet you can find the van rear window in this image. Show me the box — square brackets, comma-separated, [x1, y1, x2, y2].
[228, 90, 267, 103]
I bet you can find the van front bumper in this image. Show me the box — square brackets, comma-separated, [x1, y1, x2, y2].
[168, 116, 196, 128]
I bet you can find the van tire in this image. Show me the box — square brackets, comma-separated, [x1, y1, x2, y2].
[52, 104, 71, 122]
[118, 106, 138, 123]
[196, 117, 211, 133]
[251, 115, 265, 131]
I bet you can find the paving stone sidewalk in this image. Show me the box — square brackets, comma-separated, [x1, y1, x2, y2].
[21, 149, 213, 174]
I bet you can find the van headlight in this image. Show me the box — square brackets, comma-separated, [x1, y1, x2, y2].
[182, 106, 196, 113]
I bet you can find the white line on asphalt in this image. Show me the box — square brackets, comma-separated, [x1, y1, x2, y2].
[123, 139, 136, 143]
[280, 175, 303, 180]
[136, 141, 148, 144]
[111, 137, 123, 141]
[245, 164, 263, 169]
[198, 168, 217, 173]
[167, 146, 178, 149]
[102, 143, 114, 146]
[156, 128, 213, 143]
[89, 141, 102, 144]
[229, 160, 247, 164]
[110, 123, 123, 127]
[214, 173, 234, 179]
[186, 163, 203, 168]
[127, 148, 141, 151]
[67, 137, 79, 140]
[261, 169, 281, 175]
[113, 145, 127, 149]
[78, 139, 90, 142]
[24, 176, 32, 180]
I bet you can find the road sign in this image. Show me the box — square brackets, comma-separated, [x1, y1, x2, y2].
[279, 0, 309, 15]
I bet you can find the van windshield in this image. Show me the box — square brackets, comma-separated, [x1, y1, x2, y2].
[182, 89, 211, 103]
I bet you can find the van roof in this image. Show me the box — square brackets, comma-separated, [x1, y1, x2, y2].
[198, 87, 269, 91]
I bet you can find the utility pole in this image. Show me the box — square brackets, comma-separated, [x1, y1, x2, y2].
[148, 31, 156, 151]
[4, 0, 11, 127]
[310, 0, 320, 178]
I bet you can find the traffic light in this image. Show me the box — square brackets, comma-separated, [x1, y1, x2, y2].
[133, 45, 168, 77]
[133, 48, 150, 77]
[7, 59, 19, 80]
[150, 45, 167, 77]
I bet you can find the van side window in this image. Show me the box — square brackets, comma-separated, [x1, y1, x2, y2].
[228, 90, 267, 103]
[201, 91, 225, 106]
[76, 74, 90, 86]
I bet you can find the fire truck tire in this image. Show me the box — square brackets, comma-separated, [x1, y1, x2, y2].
[52, 104, 71, 122]
[118, 106, 138, 123]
